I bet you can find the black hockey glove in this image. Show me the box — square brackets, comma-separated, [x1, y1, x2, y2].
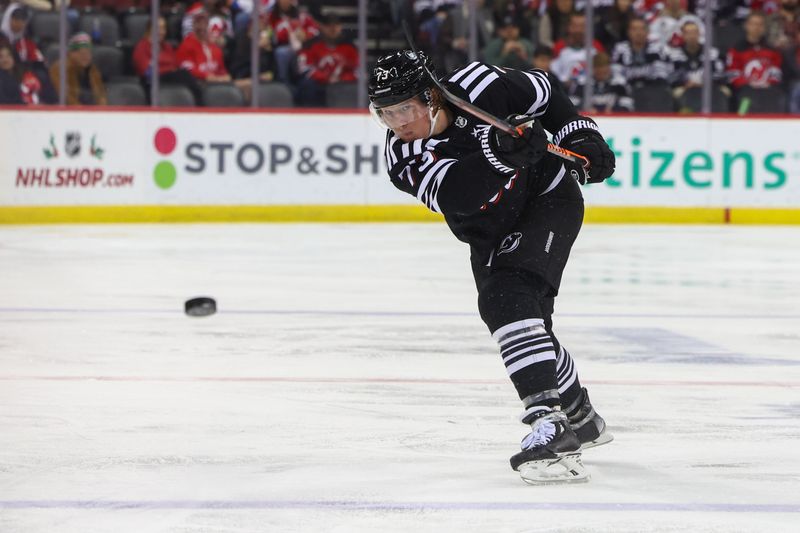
[487, 115, 548, 171]
[556, 119, 616, 184]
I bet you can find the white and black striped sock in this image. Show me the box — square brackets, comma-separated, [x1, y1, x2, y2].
[492, 318, 559, 403]
[556, 345, 583, 407]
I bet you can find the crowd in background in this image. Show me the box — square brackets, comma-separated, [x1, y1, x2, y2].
[0, 0, 798, 113]
[0, 0, 358, 106]
[412, 0, 799, 113]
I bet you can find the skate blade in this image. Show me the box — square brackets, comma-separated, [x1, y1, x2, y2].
[518, 453, 590, 485]
[580, 432, 614, 451]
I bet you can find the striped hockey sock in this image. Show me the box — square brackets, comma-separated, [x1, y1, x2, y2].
[492, 318, 559, 408]
[556, 345, 583, 409]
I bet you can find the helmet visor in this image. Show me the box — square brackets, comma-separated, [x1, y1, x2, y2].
[370, 97, 429, 129]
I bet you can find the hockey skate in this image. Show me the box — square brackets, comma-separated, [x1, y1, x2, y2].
[510, 410, 589, 484]
[565, 388, 614, 450]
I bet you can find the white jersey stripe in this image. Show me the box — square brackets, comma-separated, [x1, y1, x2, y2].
[448, 61, 480, 83]
[416, 159, 449, 202]
[468, 72, 499, 102]
[429, 160, 454, 213]
[384, 137, 391, 169]
[459, 64, 490, 92]
[387, 136, 400, 167]
[522, 71, 551, 116]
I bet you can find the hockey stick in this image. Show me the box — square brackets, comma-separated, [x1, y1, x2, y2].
[400, 21, 589, 169]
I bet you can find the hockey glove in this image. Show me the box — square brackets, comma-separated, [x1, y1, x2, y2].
[555, 119, 616, 184]
[487, 115, 548, 171]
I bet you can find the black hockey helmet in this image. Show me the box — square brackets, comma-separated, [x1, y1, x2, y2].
[368, 50, 436, 109]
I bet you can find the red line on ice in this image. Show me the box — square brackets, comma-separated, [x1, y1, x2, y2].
[0, 376, 797, 387]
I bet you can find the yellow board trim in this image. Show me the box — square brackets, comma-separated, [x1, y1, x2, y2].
[0, 205, 443, 224]
[583, 207, 726, 224]
[730, 208, 800, 225]
[1, 205, 800, 224]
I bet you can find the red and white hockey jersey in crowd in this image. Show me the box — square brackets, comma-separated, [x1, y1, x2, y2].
[13, 38, 44, 64]
[726, 40, 783, 88]
[551, 40, 606, 86]
[267, 8, 319, 48]
[19, 70, 42, 104]
[176, 32, 229, 80]
[298, 41, 358, 84]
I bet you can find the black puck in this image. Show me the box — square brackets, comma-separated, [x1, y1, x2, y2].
[185, 297, 217, 317]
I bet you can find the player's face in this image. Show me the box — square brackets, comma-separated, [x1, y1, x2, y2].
[373, 97, 431, 142]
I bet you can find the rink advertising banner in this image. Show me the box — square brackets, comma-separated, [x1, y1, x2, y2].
[0, 109, 798, 223]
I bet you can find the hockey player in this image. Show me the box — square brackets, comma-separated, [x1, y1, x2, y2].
[368, 51, 615, 484]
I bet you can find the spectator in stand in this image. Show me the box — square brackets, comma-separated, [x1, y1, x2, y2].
[230, 12, 275, 82]
[417, 4, 449, 55]
[726, 10, 784, 92]
[48, 32, 107, 105]
[0, 42, 55, 103]
[667, 20, 729, 103]
[434, 0, 494, 71]
[595, 0, 636, 51]
[611, 16, 671, 89]
[489, 0, 537, 40]
[6, 0, 61, 12]
[182, 2, 234, 43]
[551, 12, 605, 91]
[532, 44, 554, 73]
[785, 29, 800, 111]
[134, 15, 204, 105]
[295, 14, 357, 107]
[538, 0, 575, 48]
[266, 0, 320, 84]
[568, 51, 634, 112]
[1, 4, 44, 66]
[648, 0, 704, 48]
[177, 7, 229, 83]
[230, 0, 264, 36]
[0, 67, 24, 103]
[483, 15, 535, 70]
[766, 0, 800, 50]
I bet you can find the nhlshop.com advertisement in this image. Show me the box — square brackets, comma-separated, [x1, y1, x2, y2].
[0, 110, 798, 211]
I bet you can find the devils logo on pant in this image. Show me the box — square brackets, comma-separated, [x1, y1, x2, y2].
[498, 232, 522, 256]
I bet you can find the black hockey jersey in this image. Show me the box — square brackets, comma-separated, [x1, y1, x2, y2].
[382, 62, 588, 255]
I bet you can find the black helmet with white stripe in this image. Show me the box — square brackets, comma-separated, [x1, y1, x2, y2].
[368, 50, 436, 108]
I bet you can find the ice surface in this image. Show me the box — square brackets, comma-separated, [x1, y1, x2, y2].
[1, 223, 799, 532]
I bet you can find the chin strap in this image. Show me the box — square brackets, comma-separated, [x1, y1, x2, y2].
[427, 105, 441, 137]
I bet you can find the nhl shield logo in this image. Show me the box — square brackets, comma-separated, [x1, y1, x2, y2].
[65, 132, 81, 158]
[497, 232, 522, 256]
[454, 116, 467, 128]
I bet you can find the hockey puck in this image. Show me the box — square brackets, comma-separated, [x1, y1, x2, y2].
[185, 297, 217, 317]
